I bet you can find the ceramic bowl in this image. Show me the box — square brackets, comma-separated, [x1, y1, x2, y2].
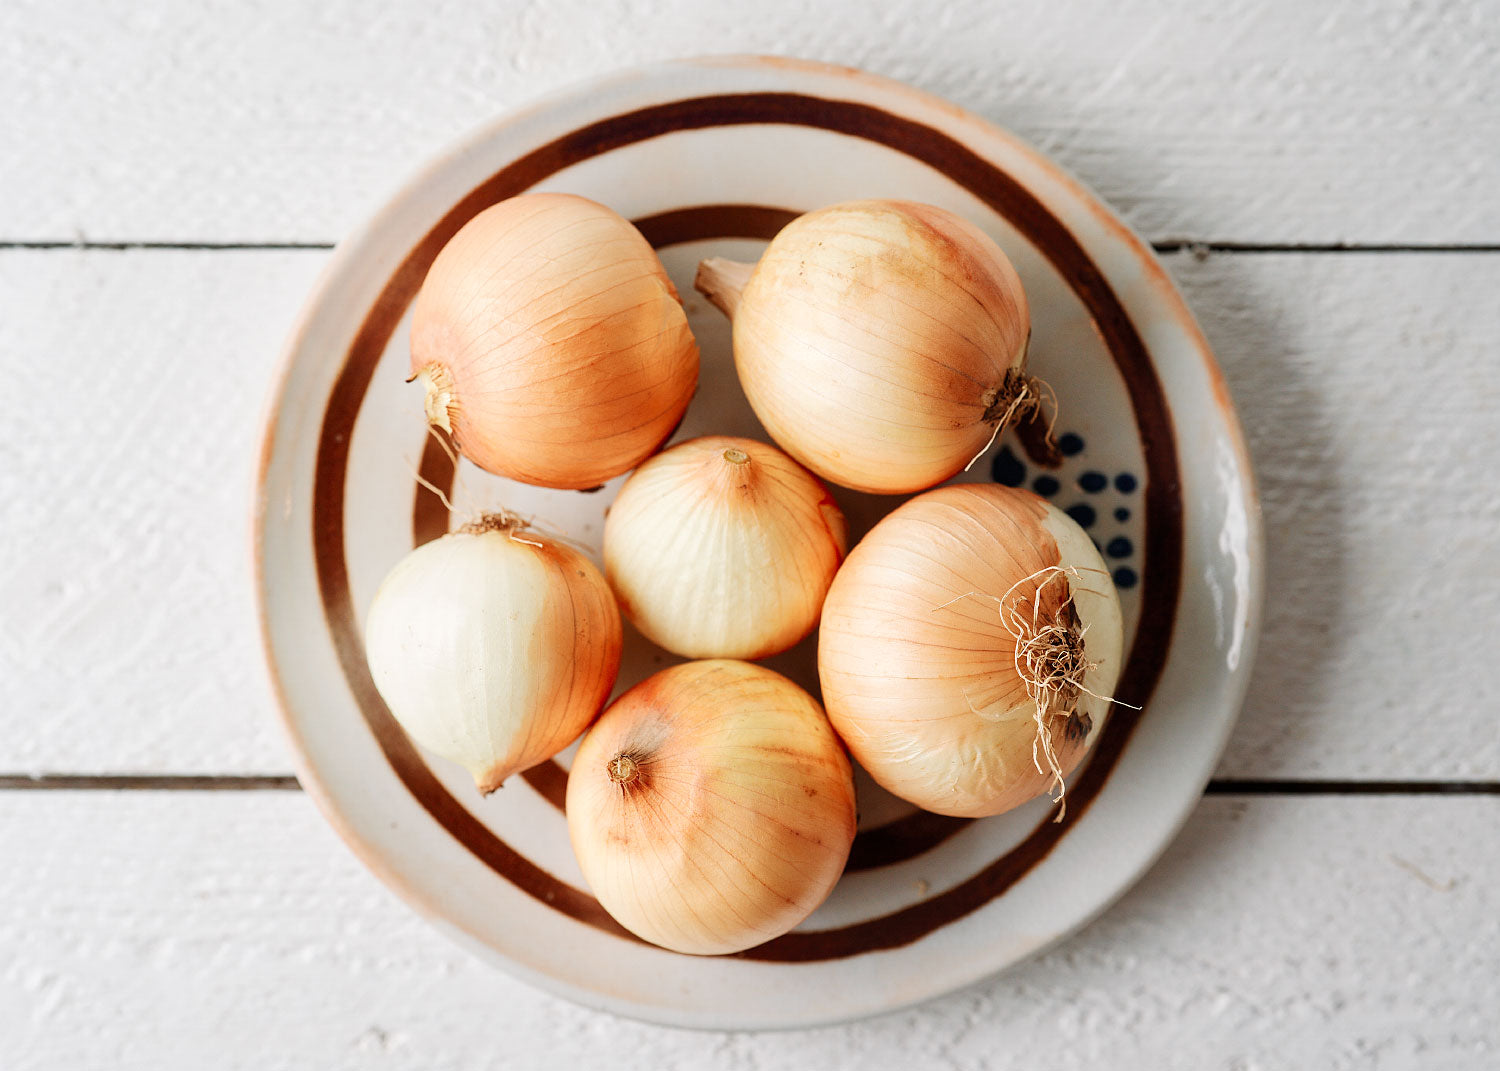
[255, 55, 1263, 1028]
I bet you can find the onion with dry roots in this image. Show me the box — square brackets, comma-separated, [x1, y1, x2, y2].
[363, 514, 622, 793]
[603, 435, 847, 659]
[410, 193, 699, 489]
[566, 660, 856, 955]
[818, 484, 1124, 818]
[695, 199, 1039, 494]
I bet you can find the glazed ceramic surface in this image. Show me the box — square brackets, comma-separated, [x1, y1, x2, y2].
[255, 56, 1262, 1028]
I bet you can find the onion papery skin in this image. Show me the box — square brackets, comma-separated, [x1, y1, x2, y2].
[566, 660, 856, 955]
[818, 484, 1123, 818]
[364, 518, 622, 794]
[603, 436, 847, 659]
[696, 200, 1030, 494]
[410, 193, 699, 489]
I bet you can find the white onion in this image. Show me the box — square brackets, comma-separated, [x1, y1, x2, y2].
[364, 514, 622, 793]
[695, 199, 1035, 494]
[411, 193, 699, 489]
[567, 660, 856, 955]
[818, 484, 1123, 817]
[603, 435, 846, 659]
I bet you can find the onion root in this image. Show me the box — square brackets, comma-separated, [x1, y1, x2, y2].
[965, 364, 1058, 473]
[942, 565, 1112, 820]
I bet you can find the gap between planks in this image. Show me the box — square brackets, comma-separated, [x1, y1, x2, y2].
[0, 774, 1496, 795]
[2, 240, 1500, 254]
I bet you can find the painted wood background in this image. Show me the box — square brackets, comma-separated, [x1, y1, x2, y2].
[2, 1, 1496, 1066]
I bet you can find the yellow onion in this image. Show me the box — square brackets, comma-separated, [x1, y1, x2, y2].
[363, 513, 621, 793]
[818, 484, 1123, 818]
[603, 435, 847, 659]
[410, 193, 699, 489]
[695, 199, 1035, 494]
[566, 660, 856, 955]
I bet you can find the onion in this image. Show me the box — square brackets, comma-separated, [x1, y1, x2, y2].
[566, 660, 856, 955]
[603, 435, 847, 659]
[818, 484, 1123, 818]
[363, 513, 622, 793]
[695, 199, 1037, 494]
[410, 193, 699, 489]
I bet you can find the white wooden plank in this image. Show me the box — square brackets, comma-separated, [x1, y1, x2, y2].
[0, 792, 1494, 1067]
[2, 249, 1497, 777]
[1, 0, 1495, 245]
[0, 251, 324, 773]
[1167, 251, 1500, 780]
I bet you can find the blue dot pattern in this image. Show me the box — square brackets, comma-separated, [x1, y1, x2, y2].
[991, 446, 1026, 487]
[1065, 503, 1097, 528]
[984, 429, 1140, 594]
